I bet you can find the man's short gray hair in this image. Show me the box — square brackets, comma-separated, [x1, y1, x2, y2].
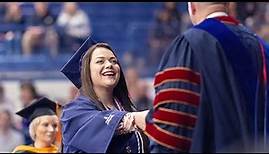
[200, 2, 229, 6]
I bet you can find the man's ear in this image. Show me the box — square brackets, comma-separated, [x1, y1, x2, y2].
[190, 2, 196, 16]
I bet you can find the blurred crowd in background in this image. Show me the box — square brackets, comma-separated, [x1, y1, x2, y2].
[0, 2, 269, 152]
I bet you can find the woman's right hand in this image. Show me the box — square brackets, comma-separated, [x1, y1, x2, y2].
[116, 110, 149, 135]
[117, 113, 136, 135]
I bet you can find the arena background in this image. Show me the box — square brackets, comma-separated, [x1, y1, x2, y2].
[0, 2, 269, 152]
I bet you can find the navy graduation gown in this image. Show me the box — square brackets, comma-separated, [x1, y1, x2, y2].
[145, 16, 268, 153]
[61, 95, 147, 153]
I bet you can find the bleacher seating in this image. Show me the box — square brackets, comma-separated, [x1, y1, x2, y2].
[86, 2, 163, 59]
[0, 2, 164, 79]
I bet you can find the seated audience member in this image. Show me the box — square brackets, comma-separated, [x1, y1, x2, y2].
[56, 2, 91, 53]
[21, 2, 59, 57]
[4, 2, 26, 25]
[3, 2, 26, 54]
[0, 108, 24, 152]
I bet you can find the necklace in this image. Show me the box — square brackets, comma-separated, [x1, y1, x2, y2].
[103, 98, 124, 111]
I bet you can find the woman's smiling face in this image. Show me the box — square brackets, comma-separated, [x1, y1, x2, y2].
[35, 115, 58, 146]
[89, 47, 120, 90]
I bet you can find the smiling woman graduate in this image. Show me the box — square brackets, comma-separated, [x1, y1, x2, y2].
[60, 36, 150, 153]
[12, 97, 60, 153]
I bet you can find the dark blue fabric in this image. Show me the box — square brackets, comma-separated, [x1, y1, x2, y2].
[61, 95, 142, 153]
[190, 18, 264, 152]
[146, 31, 200, 153]
[60, 36, 97, 89]
[146, 16, 266, 152]
[22, 119, 33, 145]
[258, 38, 269, 147]
[194, 18, 257, 139]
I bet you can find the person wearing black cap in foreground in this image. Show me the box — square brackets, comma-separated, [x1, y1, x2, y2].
[60, 36, 150, 153]
[12, 97, 59, 153]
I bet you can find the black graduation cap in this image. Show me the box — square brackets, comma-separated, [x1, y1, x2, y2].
[16, 97, 57, 122]
[60, 36, 97, 89]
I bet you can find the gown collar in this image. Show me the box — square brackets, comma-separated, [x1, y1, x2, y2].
[206, 11, 240, 25]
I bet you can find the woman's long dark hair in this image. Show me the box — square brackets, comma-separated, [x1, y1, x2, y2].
[80, 43, 136, 112]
